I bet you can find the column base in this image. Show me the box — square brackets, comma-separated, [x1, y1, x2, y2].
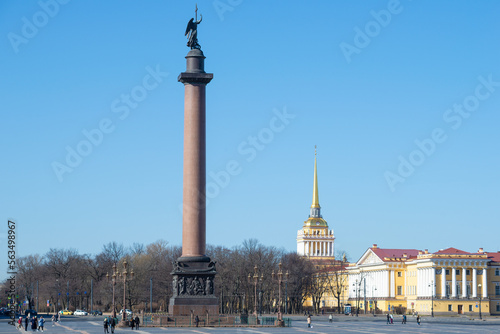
[170, 256, 219, 316]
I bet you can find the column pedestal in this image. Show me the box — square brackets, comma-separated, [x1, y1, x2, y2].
[170, 256, 218, 316]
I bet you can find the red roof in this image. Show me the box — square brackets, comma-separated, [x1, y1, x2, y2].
[370, 248, 421, 261]
[434, 247, 471, 255]
[486, 252, 500, 262]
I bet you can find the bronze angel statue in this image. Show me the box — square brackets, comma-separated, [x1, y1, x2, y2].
[185, 15, 202, 49]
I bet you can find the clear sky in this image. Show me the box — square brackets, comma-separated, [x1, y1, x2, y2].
[1, 0, 500, 280]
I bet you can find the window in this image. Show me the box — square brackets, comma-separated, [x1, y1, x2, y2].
[446, 284, 451, 296]
[466, 269, 470, 276]
[495, 284, 500, 296]
[448, 305, 452, 311]
[446, 269, 450, 275]
[397, 286, 402, 295]
[469, 305, 473, 312]
[456, 269, 460, 275]
[497, 303, 500, 312]
[496, 269, 500, 276]
[398, 271, 402, 277]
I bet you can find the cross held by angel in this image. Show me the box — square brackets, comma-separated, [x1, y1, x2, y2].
[185, 6, 202, 50]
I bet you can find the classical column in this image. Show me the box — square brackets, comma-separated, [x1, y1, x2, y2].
[390, 270, 395, 297]
[417, 268, 421, 296]
[305, 241, 309, 256]
[482, 268, 488, 298]
[462, 268, 467, 298]
[432, 267, 436, 297]
[179, 50, 212, 258]
[451, 267, 457, 298]
[441, 267, 446, 298]
[472, 268, 477, 298]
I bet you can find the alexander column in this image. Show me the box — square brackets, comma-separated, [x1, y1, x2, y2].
[170, 8, 218, 316]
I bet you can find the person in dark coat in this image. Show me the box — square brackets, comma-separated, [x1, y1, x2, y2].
[110, 317, 116, 334]
[24, 316, 28, 331]
[130, 317, 135, 330]
[134, 316, 140, 330]
[103, 317, 109, 333]
[31, 316, 37, 331]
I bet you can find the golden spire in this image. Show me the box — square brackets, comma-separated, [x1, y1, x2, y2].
[311, 146, 320, 209]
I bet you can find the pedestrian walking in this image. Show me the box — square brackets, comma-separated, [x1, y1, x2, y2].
[17, 316, 22, 330]
[402, 314, 407, 324]
[417, 315, 421, 325]
[134, 315, 140, 330]
[24, 315, 29, 331]
[307, 314, 312, 328]
[329, 314, 333, 323]
[130, 317, 136, 330]
[390, 314, 393, 324]
[30, 316, 37, 332]
[103, 317, 109, 333]
[39, 316, 45, 332]
[386, 313, 390, 324]
[110, 317, 116, 334]
[194, 315, 199, 327]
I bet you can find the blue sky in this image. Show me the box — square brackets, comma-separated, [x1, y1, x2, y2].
[1, 0, 500, 280]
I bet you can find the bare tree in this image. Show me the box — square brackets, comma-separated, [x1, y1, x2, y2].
[17, 255, 44, 310]
[325, 252, 350, 313]
[102, 242, 127, 265]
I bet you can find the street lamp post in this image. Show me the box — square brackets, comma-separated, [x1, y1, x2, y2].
[352, 281, 358, 316]
[352, 279, 363, 317]
[247, 265, 263, 317]
[478, 283, 482, 320]
[371, 286, 377, 316]
[428, 280, 434, 317]
[106, 264, 119, 318]
[272, 262, 289, 322]
[67, 281, 69, 310]
[285, 279, 288, 315]
[118, 260, 134, 325]
[55, 279, 59, 314]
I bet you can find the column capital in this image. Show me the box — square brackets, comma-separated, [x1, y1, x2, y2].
[178, 72, 213, 85]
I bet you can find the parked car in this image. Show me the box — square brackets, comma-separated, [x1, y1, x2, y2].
[119, 309, 132, 316]
[74, 310, 88, 316]
[24, 309, 37, 316]
[90, 310, 102, 316]
[59, 309, 73, 315]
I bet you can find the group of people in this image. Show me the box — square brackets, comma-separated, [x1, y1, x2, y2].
[17, 315, 45, 332]
[387, 313, 420, 325]
[103, 315, 140, 333]
[103, 316, 117, 333]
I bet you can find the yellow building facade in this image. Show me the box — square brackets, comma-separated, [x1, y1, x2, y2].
[347, 244, 500, 316]
[296, 152, 500, 316]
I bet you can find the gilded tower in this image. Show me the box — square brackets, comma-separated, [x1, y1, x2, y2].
[297, 148, 335, 259]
